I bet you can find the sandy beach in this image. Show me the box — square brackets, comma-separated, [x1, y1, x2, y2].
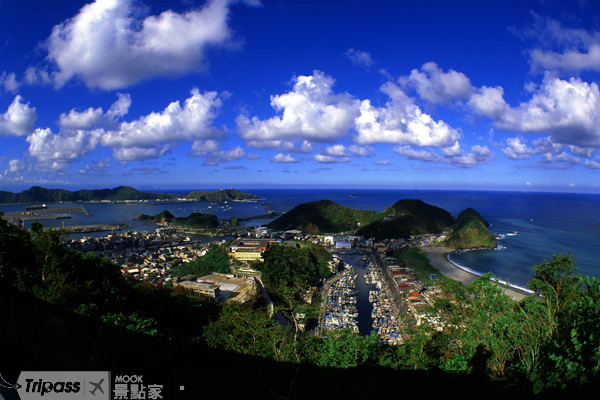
[422, 245, 529, 301]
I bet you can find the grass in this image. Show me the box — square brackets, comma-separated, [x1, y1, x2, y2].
[392, 247, 443, 286]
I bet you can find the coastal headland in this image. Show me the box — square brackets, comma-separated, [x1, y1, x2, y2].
[422, 245, 529, 301]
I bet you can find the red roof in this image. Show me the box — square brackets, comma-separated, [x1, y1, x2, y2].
[411, 291, 421, 297]
[392, 271, 409, 276]
[399, 283, 410, 287]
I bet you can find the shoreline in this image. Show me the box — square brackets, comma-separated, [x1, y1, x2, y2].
[422, 245, 532, 301]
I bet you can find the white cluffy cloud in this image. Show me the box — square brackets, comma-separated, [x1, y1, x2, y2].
[236, 70, 360, 143]
[273, 153, 299, 163]
[59, 93, 131, 129]
[519, 13, 600, 74]
[43, 0, 260, 89]
[26, 88, 226, 170]
[0, 96, 38, 136]
[472, 75, 600, 149]
[355, 82, 462, 148]
[345, 48, 374, 68]
[100, 88, 225, 160]
[400, 62, 472, 104]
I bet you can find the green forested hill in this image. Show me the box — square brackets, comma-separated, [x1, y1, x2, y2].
[266, 200, 381, 233]
[445, 209, 497, 249]
[357, 199, 456, 240]
[137, 210, 219, 229]
[456, 207, 490, 227]
[267, 198, 458, 237]
[184, 189, 259, 202]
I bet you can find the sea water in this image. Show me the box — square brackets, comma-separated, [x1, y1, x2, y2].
[1, 188, 598, 288]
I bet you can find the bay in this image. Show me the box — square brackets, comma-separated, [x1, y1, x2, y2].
[2, 188, 598, 288]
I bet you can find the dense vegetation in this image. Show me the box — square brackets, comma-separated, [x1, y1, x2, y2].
[2, 211, 599, 398]
[169, 243, 231, 277]
[184, 188, 259, 202]
[267, 200, 381, 233]
[445, 208, 497, 249]
[456, 207, 490, 227]
[357, 199, 456, 240]
[137, 210, 219, 228]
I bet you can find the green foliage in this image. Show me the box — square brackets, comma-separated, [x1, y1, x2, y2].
[203, 302, 298, 362]
[170, 244, 230, 277]
[307, 330, 381, 368]
[101, 311, 160, 336]
[527, 253, 581, 324]
[267, 199, 381, 234]
[358, 198, 456, 240]
[259, 243, 332, 288]
[392, 247, 442, 285]
[456, 207, 490, 227]
[445, 218, 497, 250]
[137, 210, 219, 228]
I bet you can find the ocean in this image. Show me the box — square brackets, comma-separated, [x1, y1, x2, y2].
[1, 188, 598, 290]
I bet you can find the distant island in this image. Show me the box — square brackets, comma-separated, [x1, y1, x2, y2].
[266, 198, 496, 249]
[136, 210, 219, 229]
[0, 186, 259, 204]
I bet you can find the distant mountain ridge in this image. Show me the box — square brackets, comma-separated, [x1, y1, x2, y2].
[0, 186, 258, 204]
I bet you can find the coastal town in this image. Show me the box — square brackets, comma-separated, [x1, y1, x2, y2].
[61, 219, 454, 343]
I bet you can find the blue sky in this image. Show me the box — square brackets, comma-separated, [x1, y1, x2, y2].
[1, 0, 600, 193]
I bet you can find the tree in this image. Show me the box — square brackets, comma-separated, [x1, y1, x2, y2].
[527, 254, 581, 338]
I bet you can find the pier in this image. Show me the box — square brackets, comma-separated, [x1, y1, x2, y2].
[4, 205, 92, 225]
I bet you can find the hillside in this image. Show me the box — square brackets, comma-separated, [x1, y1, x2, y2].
[456, 207, 490, 228]
[445, 211, 497, 250]
[184, 189, 259, 202]
[137, 210, 219, 229]
[266, 200, 380, 234]
[357, 199, 456, 240]
[0, 186, 178, 203]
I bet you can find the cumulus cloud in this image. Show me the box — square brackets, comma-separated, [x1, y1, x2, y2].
[345, 48, 374, 68]
[583, 159, 600, 169]
[203, 146, 244, 165]
[236, 70, 360, 143]
[188, 140, 220, 156]
[101, 88, 224, 159]
[42, 0, 259, 89]
[394, 146, 439, 162]
[26, 128, 103, 171]
[247, 139, 314, 153]
[246, 153, 261, 159]
[0, 71, 20, 92]
[375, 160, 391, 165]
[313, 154, 350, 163]
[347, 145, 374, 156]
[273, 153, 299, 163]
[355, 82, 462, 148]
[470, 75, 600, 149]
[0, 96, 38, 136]
[400, 62, 473, 104]
[502, 136, 534, 160]
[59, 93, 131, 129]
[519, 13, 600, 74]
[324, 144, 347, 157]
[394, 144, 493, 167]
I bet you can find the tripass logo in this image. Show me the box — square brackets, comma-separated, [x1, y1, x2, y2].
[16, 371, 109, 400]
